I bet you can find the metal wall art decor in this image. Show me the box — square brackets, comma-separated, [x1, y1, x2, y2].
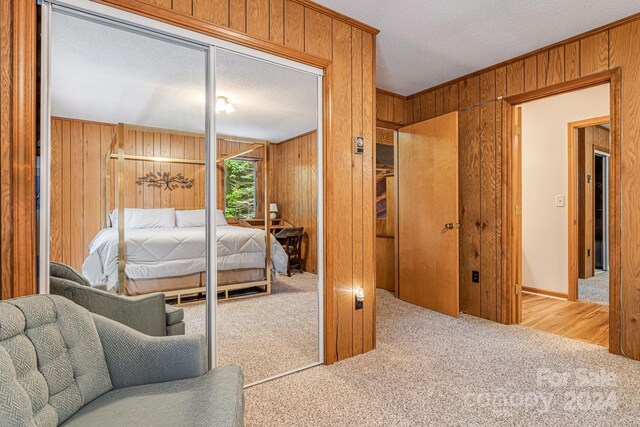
[136, 172, 195, 190]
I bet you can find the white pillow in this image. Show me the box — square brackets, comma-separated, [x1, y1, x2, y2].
[216, 209, 229, 226]
[176, 209, 206, 228]
[109, 208, 176, 229]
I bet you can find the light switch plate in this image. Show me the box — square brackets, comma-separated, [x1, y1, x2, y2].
[556, 195, 565, 207]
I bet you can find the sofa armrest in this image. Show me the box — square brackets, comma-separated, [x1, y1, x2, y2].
[93, 314, 207, 389]
[92, 283, 108, 291]
[51, 278, 167, 336]
[50, 261, 92, 286]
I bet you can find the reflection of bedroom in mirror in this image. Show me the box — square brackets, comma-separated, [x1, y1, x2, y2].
[212, 49, 320, 385]
[45, 6, 321, 386]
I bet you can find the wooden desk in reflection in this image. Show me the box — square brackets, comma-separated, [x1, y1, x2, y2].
[240, 218, 294, 232]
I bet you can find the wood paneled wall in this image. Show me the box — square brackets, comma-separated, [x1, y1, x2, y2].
[376, 236, 394, 292]
[114, 131, 267, 216]
[401, 13, 640, 359]
[0, 0, 37, 300]
[50, 118, 274, 271]
[50, 118, 116, 271]
[269, 131, 318, 273]
[114, 127, 207, 212]
[376, 89, 407, 127]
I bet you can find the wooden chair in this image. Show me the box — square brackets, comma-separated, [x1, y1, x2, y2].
[275, 227, 304, 277]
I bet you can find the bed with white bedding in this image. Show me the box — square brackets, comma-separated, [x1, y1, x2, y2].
[82, 208, 288, 297]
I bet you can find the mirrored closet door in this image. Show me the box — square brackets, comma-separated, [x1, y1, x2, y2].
[214, 49, 321, 384]
[47, 6, 209, 337]
[42, 0, 323, 384]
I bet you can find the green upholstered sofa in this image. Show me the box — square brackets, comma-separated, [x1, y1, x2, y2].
[49, 262, 184, 336]
[0, 295, 244, 426]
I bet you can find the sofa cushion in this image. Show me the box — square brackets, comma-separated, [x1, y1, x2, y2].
[61, 366, 244, 427]
[164, 304, 184, 325]
[165, 321, 185, 336]
[0, 296, 112, 426]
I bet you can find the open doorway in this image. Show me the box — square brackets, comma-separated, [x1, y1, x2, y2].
[375, 113, 461, 319]
[375, 127, 396, 295]
[572, 121, 611, 306]
[506, 77, 620, 351]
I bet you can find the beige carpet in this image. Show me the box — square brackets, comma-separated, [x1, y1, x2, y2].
[182, 273, 319, 384]
[578, 271, 609, 305]
[244, 289, 640, 426]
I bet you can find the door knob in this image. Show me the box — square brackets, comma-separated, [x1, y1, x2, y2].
[444, 223, 460, 230]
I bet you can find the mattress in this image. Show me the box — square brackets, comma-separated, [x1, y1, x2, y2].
[82, 225, 288, 291]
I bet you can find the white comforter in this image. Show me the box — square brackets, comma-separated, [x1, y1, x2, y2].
[82, 226, 289, 290]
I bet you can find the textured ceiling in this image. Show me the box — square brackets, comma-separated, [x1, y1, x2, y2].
[315, 0, 640, 95]
[51, 12, 317, 142]
[215, 49, 318, 142]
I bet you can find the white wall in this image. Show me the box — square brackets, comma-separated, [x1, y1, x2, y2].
[520, 84, 609, 295]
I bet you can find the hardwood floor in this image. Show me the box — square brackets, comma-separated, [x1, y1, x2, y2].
[521, 293, 609, 347]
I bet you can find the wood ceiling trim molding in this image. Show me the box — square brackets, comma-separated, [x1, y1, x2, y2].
[107, 0, 380, 35]
[277, 128, 317, 145]
[503, 69, 615, 105]
[289, 0, 379, 35]
[406, 11, 640, 99]
[376, 87, 407, 99]
[94, 0, 332, 69]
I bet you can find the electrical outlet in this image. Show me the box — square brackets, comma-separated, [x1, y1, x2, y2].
[472, 271, 480, 283]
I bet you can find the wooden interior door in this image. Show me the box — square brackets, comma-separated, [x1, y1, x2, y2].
[513, 107, 523, 323]
[397, 112, 459, 317]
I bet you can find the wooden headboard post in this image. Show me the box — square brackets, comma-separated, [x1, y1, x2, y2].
[104, 129, 118, 229]
[116, 123, 126, 293]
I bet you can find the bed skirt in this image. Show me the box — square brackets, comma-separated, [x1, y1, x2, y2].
[124, 268, 267, 296]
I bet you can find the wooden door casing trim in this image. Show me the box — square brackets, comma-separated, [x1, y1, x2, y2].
[0, 0, 38, 299]
[393, 128, 399, 298]
[502, 69, 621, 355]
[511, 107, 522, 324]
[567, 115, 610, 302]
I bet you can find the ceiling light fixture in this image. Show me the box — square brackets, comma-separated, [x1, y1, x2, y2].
[216, 96, 235, 114]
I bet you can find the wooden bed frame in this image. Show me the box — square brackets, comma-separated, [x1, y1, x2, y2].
[164, 281, 271, 305]
[106, 123, 274, 303]
[123, 269, 273, 304]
